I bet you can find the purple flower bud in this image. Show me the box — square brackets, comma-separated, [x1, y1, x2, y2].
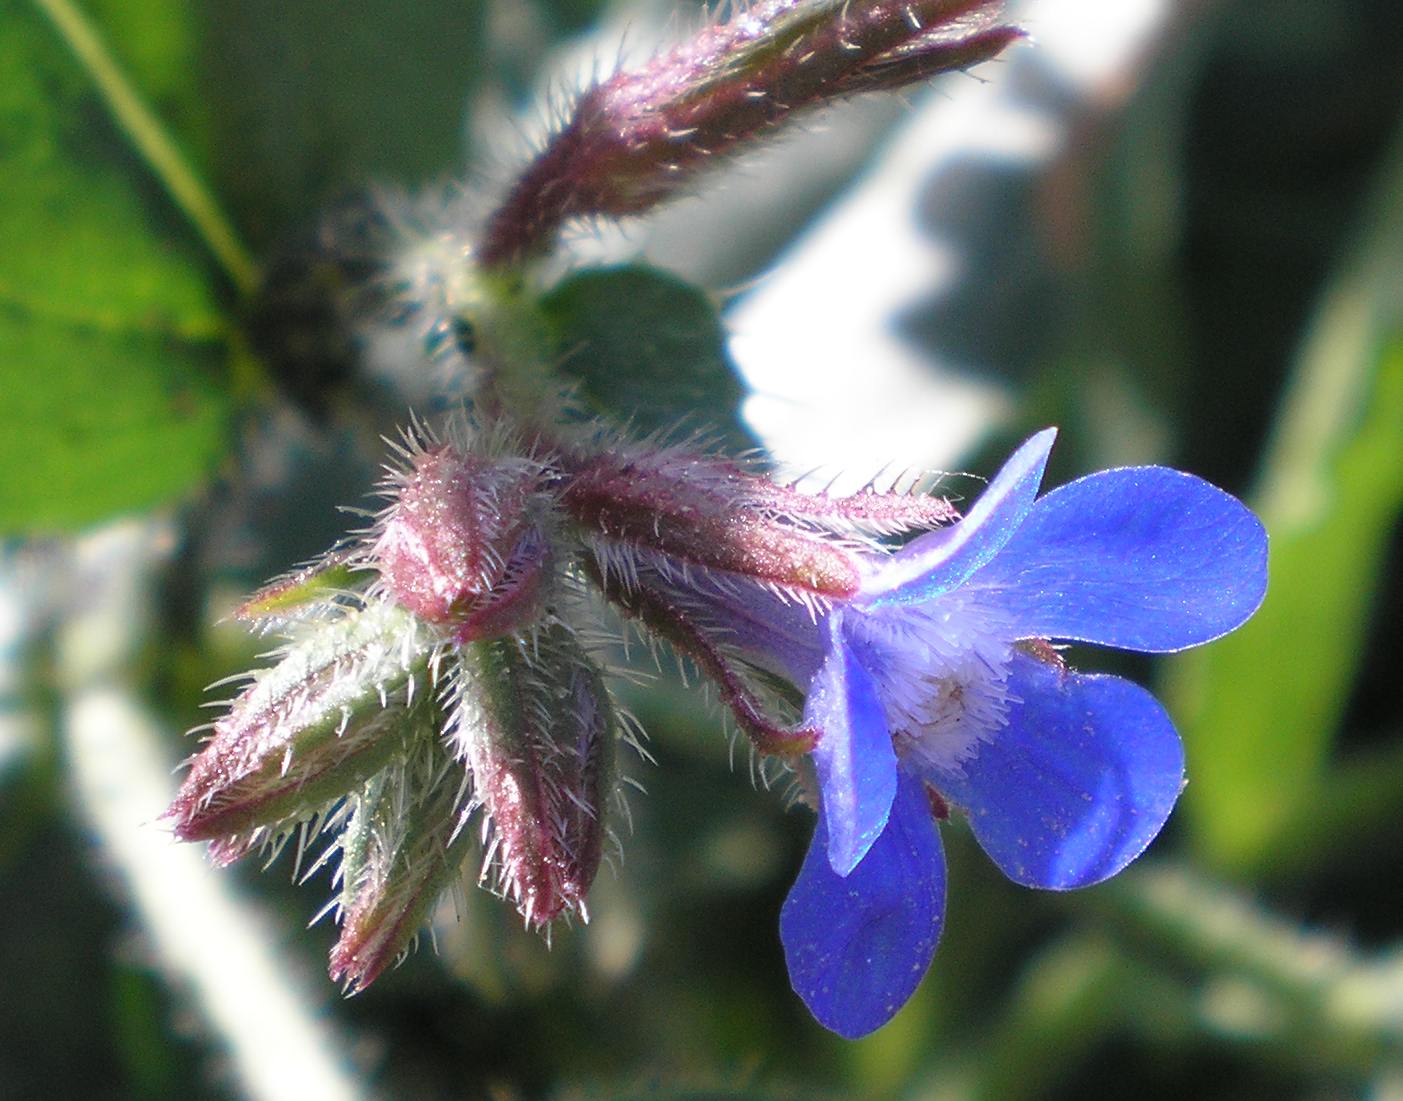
[479, 0, 1021, 264]
[560, 442, 962, 756]
[450, 622, 619, 928]
[329, 735, 475, 991]
[167, 601, 438, 857]
[561, 446, 867, 602]
[374, 444, 549, 636]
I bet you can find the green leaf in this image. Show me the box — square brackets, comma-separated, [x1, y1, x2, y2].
[0, 2, 233, 532]
[541, 264, 758, 451]
[199, 0, 488, 241]
[0, 316, 229, 531]
[1, 4, 222, 333]
[1169, 342, 1403, 874]
[1166, 124, 1403, 873]
[235, 554, 363, 622]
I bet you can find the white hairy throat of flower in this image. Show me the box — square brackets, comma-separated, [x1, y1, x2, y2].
[857, 588, 1019, 775]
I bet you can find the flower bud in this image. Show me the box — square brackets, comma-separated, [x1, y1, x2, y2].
[450, 622, 619, 927]
[329, 732, 475, 991]
[479, 0, 1021, 264]
[167, 600, 438, 856]
[562, 446, 865, 601]
[374, 444, 549, 637]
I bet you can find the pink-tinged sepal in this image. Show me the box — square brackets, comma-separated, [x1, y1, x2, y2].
[373, 442, 550, 631]
[450, 621, 621, 928]
[836, 8, 1025, 96]
[167, 601, 441, 852]
[562, 445, 864, 602]
[328, 734, 475, 992]
[758, 483, 958, 539]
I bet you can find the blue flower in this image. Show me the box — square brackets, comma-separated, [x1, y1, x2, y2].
[780, 428, 1268, 1038]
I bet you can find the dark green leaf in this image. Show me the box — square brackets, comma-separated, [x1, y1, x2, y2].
[198, 0, 488, 241]
[542, 264, 757, 451]
[0, 4, 222, 334]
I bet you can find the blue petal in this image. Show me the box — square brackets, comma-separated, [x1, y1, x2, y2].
[807, 615, 898, 875]
[935, 653, 1184, 890]
[865, 429, 1057, 607]
[969, 467, 1268, 652]
[781, 773, 946, 1039]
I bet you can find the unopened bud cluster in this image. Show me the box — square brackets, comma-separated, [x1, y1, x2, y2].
[169, 418, 959, 984]
[171, 0, 1020, 992]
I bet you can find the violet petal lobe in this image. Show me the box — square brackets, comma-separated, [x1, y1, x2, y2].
[967, 466, 1269, 652]
[934, 653, 1184, 890]
[781, 772, 946, 1039]
[865, 428, 1057, 607]
[807, 614, 899, 876]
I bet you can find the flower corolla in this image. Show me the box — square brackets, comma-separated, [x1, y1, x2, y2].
[778, 428, 1268, 1037]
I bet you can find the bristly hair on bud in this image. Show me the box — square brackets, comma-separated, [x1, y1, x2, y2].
[167, 600, 444, 862]
[448, 617, 626, 929]
[561, 440, 851, 605]
[367, 421, 554, 638]
[557, 436, 958, 608]
[328, 729, 476, 991]
[478, 0, 1023, 265]
[553, 435, 963, 759]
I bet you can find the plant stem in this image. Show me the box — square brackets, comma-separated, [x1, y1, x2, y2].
[49, 521, 366, 1101]
[32, 0, 260, 297]
[1084, 863, 1403, 1075]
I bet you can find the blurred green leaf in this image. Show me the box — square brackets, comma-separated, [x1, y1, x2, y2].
[1170, 341, 1403, 872]
[962, 937, 1145, 1101]
[109, 965, 182, 1099]
[84, 0, 207, 108]
[1168, 122, 1403, 872]
[198, 0, 487, 241]
[1268, 735, 1403, 879]
[0, 318, 229, 531]
[542, 265, 757, 450]
[1084, 864, 1403, 1076]
[541, 0, 610, 34]
[0, 2, 233, 532]
[1, 3, 222, 332]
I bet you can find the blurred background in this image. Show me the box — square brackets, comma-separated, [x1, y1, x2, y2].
[3, 0, 1403, 1097]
